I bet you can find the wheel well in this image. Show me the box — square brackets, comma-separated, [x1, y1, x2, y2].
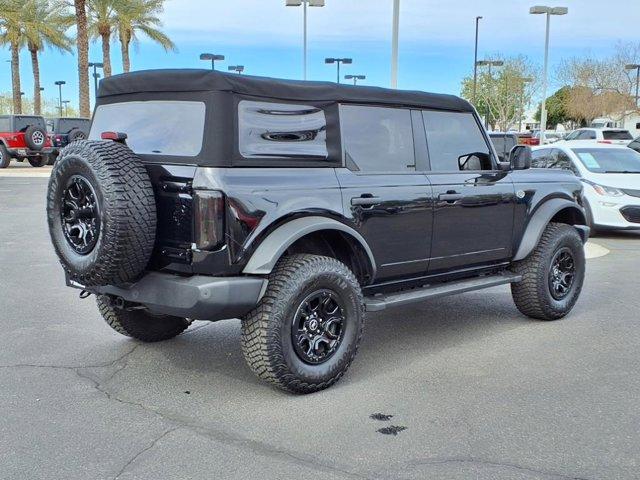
[285, 230, 374, 285]
[550, 206, 586, 226]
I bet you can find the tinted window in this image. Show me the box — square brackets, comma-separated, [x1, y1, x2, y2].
[564, 131, 580, 141]
[603, 130, 632, 140]
[57, 119, 90, 134]
[90, 101, 206, 156]
[0, 117, 10, 132]
[629, 139, 640, 152]
[547, 149, 578, 175]
[239, 101, 327, 159]
[13, 116, 45, 131]
[490, 135, 506, 161]
[341, 105, 415, 172]
[423, 110, 492, 171]
[572, 148, 640, 173]
[531, 148, 551, 168]
[578, 130, 596, 140]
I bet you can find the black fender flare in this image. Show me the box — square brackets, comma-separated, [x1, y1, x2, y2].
[242, 216, 377, 277]
[513, 199, 589, 261]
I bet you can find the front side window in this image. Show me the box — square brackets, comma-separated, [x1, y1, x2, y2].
[340, 105, 415, 172]
[531, 148, 551, 168]
[572, 148, 640, 173]
[90, 101, 206, 156]
[565, 131, 580, 141]
[423, 110, 493, 171]
[238, 100, 327, 159]
[578, 130, 596, 140]
[547, 149, 579, 175]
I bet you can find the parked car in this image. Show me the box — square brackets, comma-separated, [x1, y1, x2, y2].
[563, 128, 633, 145]
[46, 69, 589, 393]
[0, 114, 54, 168]
[46, 117, 91, 164]
[488, 132, 518, 162]
[532, 141, 640, 231]
[533, 130, 565, 144]
[628, 136, 640, 154]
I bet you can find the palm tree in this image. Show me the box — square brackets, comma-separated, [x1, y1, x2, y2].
[0, 0, 24, 114]
[22, 0, 74, 115]
[115, 0, 175, 73]
[74, 0, 91, 117]
[88, 0, 116, 77]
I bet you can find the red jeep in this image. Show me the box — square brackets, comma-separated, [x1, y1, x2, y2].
[0, 115, 54, 168]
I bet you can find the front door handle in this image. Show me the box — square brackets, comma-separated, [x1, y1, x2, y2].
[351, 195, 382, 206]
[438, 192, 464, 203]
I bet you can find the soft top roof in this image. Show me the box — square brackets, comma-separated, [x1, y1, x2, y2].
[98, 69, 473, 112]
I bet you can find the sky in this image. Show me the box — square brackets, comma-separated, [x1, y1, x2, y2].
[1, 0, 640, 111]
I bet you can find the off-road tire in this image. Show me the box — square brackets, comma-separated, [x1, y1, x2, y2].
[241, 254, 364, 394]
[28, 155, 48, 167]
[24, 125, 46, 150]
[0, 144, 10, 168]
[67, 128, 86, 143]
[47, 153, 58, 166]
[96, 295, 191, 342]
[511, 222, 585, 321]
[47, 140, 157, 287]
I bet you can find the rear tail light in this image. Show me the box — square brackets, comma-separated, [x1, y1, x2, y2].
[193, 191, 225, 250]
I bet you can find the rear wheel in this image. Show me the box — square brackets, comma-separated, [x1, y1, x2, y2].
[241, 254, 364, 394]
[28, 155, 48, 167]
[96, 295, 191, 342]
[0, 144, 10, 168]
[511, 222, 585, 321]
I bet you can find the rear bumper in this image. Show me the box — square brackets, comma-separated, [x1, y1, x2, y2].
[8, 147, 54, 158]
[74, 272, 267, 321]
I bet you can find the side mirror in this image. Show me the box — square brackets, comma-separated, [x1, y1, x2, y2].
[509, 145, 532, 170]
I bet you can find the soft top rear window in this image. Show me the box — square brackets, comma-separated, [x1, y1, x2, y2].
[89, 100, 206, 157]
[602, 130, 632, 140]
[57, 118, 90, 133]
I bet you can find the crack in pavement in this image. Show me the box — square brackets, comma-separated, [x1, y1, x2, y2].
[113, 427, 180, 480]
[406, 457, 591, 480]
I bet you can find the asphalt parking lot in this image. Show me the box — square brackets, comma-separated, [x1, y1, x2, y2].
[2, 167, 640, 480]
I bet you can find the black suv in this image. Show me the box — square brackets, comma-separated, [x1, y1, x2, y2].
[46, 70, 589, 393]
[489, 132, 518, 162]
[46, 117, 90, 164]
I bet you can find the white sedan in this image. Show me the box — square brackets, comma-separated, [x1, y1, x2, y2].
[532, 141, 640, 231]
[563, 128, 633, 145]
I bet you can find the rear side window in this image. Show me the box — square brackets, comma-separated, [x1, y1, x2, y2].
[423, 110, 493, 171]
[603, 130, 632, 140]
[89, 101, 206, 156]
[340, 105, 415, 172]
[0, 117, 10, 132]
[238, 100, 328, 159]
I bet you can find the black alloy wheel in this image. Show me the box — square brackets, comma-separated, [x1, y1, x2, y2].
[292, 289, 346, 365]
[548, 247, 575, 300]
[61, 175, 100, 255]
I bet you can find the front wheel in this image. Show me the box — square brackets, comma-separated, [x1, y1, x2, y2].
[511, 222, 585, 321]
[241, 254, 364, 394]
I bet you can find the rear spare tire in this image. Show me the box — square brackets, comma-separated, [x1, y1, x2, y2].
[24, 125, 47, 151]
[46, 140, 157, 287]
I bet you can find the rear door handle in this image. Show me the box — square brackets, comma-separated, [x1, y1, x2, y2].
[351, 195, 382, 206]
[438, 193, 464, 203]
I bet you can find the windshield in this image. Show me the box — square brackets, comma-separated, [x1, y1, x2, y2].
[602, 130, 632, 140]
[572, 148, 640, 173]
[89, 101, 206, 157]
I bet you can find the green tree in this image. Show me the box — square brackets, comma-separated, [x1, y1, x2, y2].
[22, 0, 74, 115]
[88, 0, 117, 77]
[534, 86, 582, 128]
[0, 0, 25, 114]
[461, 55, 539, 131]
[115, 0, 175, 73]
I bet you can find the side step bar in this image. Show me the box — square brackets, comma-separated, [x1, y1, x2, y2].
[364, 273, 522, 312]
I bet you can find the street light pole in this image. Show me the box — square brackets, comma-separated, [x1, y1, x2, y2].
[518, 77, 534, 132]
[62, 100, 70, 117]
[200, 53, 225, 71]
[228, 65, 245, 75]
[325, 58, 352, 84]
[345, 74, 366, 85]
[88, 62, 104, 109]
[476, 60, 504, 129]
[625, 64, 640, 107]
[286, 0, 325, 81]
[530, 5, 568, 144]
[391, 0, 400, 88]
[472, 16, 482, 105]
[54, 81, 66, 116]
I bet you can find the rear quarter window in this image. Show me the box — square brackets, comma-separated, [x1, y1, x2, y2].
[89, 101, 206, 157]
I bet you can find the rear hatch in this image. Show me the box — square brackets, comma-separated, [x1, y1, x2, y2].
[89, 99, 208, 272]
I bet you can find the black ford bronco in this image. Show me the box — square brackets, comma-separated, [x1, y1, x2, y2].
[46, 70, 589, 393]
